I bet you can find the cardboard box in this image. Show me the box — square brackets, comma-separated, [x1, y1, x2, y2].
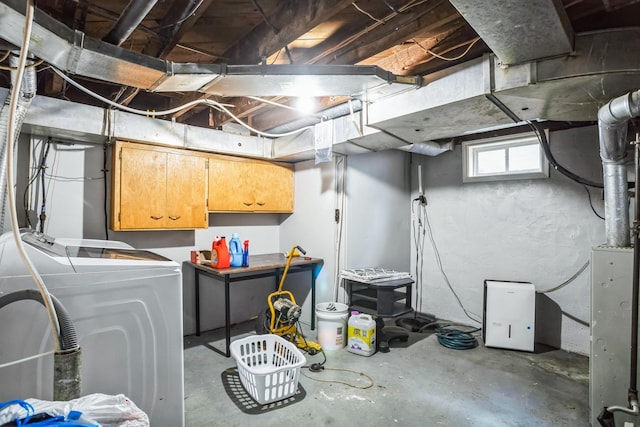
[190, 250, 213, 265]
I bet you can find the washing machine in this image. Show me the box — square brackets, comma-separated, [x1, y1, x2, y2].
[0, 230, 184, 427]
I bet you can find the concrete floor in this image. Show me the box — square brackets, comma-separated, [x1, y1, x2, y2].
[183, 320, 589, 427]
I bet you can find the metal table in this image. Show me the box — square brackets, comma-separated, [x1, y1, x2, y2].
[190, 253, 323, 357]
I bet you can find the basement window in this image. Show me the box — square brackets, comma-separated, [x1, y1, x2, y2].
[462, 132, 549, 183]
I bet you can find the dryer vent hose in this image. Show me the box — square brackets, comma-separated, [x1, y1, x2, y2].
[0, 289, 79, 351]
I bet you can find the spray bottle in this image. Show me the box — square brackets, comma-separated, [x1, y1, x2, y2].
[242, 240, 250, 267]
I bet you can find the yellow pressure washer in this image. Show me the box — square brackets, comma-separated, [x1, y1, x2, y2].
[255, 245, 322, 354]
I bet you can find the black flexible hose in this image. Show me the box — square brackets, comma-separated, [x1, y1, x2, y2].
[0, 289, 78, 351]
[527, 121, 604, 189]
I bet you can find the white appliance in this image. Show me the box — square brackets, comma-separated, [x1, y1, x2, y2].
[483, 280, 535, 352]
[0, 230, 184, 427]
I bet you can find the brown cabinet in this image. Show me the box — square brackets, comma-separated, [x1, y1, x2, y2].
[208, 155, 293, 212]
[111, 141, 208, 230]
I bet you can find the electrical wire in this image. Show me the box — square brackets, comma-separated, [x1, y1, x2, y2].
[50, 67, 314, 139]
[411, 196, 426, 316]
[301, 367, 374, 389]
[0, 56, 43, 71]
[333, 155, 347, 302]
[0, 349, 55, 369]
[252, 0, 279, 34]
[22, 138, 46, 228]
[153, 0, 205, 30]
[5, 0, 62, 352]
[537, 260, 590, 294]
[38, 140, 51, 233]
[527, 120, 604, 189]
[423, 204, 482, 324]
[306, 0, 438, 64]
[246, 95, 325, 119]
[412, 37, 481, 62]
[352, 2, 386, 25]
[584, 185, 605, 220]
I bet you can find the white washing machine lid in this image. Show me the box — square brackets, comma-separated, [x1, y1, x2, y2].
[19, 231, 178, 269]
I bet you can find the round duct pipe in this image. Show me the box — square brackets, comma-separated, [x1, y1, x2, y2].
[598, 89, 640, 247]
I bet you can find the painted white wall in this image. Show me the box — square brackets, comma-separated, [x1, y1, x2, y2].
[280, 150, 411, 324]
[345, 150, 411, 272]
[412, 125, 605, 355]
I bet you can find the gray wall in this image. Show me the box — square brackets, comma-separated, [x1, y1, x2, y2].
[412, 125, 605, 355]
[280, 150, 411, 317]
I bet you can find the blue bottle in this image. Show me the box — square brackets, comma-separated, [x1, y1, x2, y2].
[229, 233, 243, 267]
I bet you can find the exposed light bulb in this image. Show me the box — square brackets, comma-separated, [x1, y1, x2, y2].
[294, 97, 315, 115]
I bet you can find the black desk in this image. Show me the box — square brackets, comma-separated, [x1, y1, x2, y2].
[190, 253, 323, 357]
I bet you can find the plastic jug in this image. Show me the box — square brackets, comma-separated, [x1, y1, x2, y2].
[229, 233, 243, 267]
[211, 236, 230, 268]
[347, 312, 376, 356]
[242, 240, 249, 267]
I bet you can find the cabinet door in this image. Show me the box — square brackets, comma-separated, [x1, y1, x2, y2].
[252, 161, 294, 212]
[166, 153, 208, 228]
[118, 145, 168, 229]
[208, 157, 255, 211]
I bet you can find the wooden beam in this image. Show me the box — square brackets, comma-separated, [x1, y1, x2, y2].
[223, 0, 355, 65]
[118, 0, 215, 105]
[315, 1, 462, 65]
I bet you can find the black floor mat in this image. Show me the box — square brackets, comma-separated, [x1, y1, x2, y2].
[220, 367, 306, 415]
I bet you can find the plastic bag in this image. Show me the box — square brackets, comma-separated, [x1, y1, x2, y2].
[314, 120, 333, 164]
[0, 394, 149, 427]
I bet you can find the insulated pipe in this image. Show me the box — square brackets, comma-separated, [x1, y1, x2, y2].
[598, 90, 640, 247]
[103, 0, 158, 47]
[266, 100, 363, 134]
[0, 55, 37, 232]
[395, 140, 455, 156]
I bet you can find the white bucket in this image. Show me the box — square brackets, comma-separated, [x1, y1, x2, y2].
[315, 302, 349, 350]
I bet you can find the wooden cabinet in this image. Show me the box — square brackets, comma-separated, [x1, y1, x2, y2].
[208, 155, 293, 212]
[111, 141, 208, 230]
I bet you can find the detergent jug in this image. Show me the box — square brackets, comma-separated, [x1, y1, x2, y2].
[229, 233, 243, 267]
[347, 312, 376, 356]
[211, 236, 230, 268]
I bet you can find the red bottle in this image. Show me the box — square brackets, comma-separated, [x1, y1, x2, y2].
[211, 236, 231, 268]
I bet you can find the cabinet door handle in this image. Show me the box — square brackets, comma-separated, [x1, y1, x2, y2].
[169, 216, 181, 220]
[243, 202, 253, 206]
[150, 215, 164, 220]
[256, 202, 265, 206]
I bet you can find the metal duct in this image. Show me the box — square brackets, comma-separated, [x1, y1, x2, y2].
[267, 99, 363, 134]
[103, 0, 158, 47]
[0, 54, 36, 232]
[0, 0, 417, 99]
[598, 90, 640, 247]
[449, 0, 573, 65]
[395, 140, 454, 156]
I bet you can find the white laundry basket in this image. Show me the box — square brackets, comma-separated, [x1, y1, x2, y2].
[230, 334, 305, 405]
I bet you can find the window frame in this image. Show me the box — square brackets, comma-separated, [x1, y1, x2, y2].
[462, 131, 550, 183]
